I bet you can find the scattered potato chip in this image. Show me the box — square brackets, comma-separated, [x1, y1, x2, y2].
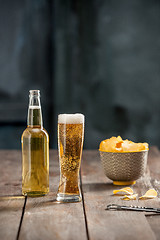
[122, 194, 138, 201]
[139, 189, 157, 200]
[99, 136, 149, 152]
[113, 187, 134, 195]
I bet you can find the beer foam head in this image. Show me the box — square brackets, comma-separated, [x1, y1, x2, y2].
[58, 113, 84, 124]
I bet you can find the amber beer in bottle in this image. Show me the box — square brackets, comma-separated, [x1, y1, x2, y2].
[21, 90, 49, 196]
[57, 114, 84, 202]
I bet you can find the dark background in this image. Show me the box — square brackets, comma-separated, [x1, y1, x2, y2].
[0, 0, 160, 149]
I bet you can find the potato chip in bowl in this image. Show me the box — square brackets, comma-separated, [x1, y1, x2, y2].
[99, 136, 149, 153]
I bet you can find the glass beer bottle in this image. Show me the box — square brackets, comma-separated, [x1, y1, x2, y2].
[22, 90, 49, 197]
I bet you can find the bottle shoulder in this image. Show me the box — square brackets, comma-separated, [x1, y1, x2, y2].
[22, 127, 49, 140]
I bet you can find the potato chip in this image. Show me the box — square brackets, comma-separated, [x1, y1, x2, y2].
[99, 136, 149, 152]
[122, 194, 138, 201]
[113, 187, 134, 195]
[139, 189, 157, 200]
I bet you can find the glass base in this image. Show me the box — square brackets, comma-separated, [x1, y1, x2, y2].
[56, 193, 82, 203]
[22, 190, 49, 197]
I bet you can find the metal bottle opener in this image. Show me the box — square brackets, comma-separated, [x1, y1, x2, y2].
[106, 204, 160, 213]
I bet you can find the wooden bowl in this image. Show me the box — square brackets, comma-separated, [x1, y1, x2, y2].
[99, 150, 148, 185]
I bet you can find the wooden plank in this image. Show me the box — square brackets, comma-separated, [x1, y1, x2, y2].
[19, 150, 87, 240]
[81, 150, 157, 240]
[1, 148, 159, 240]
[0, 150, 25, 240]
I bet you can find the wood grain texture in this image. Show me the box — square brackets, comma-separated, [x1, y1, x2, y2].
[0, 148, 160, 240]
[81, 150, 158, 240]
[19, 150, 87, 240]
[0, 150, 25, 240]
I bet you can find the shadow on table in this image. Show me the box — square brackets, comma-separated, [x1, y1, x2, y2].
[82, 182, 116, 192]
[0, 193, 74, 212]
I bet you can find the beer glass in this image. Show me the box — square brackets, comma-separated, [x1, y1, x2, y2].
[56, 113, 85, 202]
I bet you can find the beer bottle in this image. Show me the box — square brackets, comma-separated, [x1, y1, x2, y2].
[21, 90, 49, 196]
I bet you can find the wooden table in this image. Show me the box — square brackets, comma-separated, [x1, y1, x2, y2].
[0, 148, 160, 240]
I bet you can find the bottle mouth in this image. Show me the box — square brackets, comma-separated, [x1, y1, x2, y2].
[29, 90, 40, 96]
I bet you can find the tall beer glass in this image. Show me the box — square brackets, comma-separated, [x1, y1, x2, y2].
[56, 113, 85, 202]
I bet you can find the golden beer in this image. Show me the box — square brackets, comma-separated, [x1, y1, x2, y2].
[22, 125, 49, 196]
[57, 114, 84, 202]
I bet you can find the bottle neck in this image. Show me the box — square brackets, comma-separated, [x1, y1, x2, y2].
[27, 94, 43, 127]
